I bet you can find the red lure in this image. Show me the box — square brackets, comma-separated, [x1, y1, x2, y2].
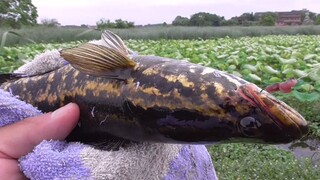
[265, 79, 298, 93]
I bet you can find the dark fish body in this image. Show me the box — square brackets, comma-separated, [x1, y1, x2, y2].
[0, 31, 308, 144]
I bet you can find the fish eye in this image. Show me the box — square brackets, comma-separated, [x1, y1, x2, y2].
[238, 116, 262, 137]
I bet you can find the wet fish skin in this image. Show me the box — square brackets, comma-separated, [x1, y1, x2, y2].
[1, 55, 308, 144]
[0, 31, 308, 144]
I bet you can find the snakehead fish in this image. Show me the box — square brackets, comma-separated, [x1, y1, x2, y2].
[0, 31, 308, 144]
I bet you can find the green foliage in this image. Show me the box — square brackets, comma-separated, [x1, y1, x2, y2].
[96, 18, 134, 30]
[292, 91, 320, 102]
[189, 12, 224, 26]
[260, 12, 277, 26]
[301, 11, 318, 22]
[316, 15, 320, 25]
[0, 41, 81, 72]
[220, 19, 239, 26]
[172, 16, 190, 26]
[0, 31, 35, 50]
[0, 0, 38, 28]
[172, 12, 224, 27]
[40, 18, 60, 27]
[208, 143, 320, 179]
[0, 27, 101, 46]
[96, 18, 114, 29]
[115, 19, 134, 28]
[127, 35, 320, 94]
[239, 12, 255, 21]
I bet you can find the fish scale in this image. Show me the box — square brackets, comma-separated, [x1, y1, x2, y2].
[0, 31, 308, 144]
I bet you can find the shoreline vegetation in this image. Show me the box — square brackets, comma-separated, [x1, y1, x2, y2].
[1, 25, 320, 46]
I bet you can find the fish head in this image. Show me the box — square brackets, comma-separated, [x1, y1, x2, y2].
[235, 83, 308, 143]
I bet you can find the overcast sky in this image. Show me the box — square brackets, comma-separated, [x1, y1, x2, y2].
[32, 0, 320, 25]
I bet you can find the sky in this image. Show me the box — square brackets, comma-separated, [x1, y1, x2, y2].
[32, 0, 320, 26]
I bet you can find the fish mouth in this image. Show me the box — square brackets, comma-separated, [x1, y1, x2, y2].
[238, 84, 308, 142]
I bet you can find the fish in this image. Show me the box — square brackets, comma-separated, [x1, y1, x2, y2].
[0, 31, 308, 144]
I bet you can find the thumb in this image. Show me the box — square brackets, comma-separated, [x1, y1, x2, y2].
[0, 103, 80, 159]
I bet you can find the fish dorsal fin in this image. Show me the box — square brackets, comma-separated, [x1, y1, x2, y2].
[101, 30, 129, 55]
[60, 43, 136, 76]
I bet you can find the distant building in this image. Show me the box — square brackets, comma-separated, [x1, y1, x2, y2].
[253, 10, 313, 26]
[276, 11, 302, 26]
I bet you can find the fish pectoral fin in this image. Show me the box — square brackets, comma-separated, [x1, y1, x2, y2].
[0, 73, 26, 84]
[101, 30, 129, 55]
[60, 43, 136, 76]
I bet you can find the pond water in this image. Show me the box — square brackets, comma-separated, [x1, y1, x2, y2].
[277, 137, 320, 166]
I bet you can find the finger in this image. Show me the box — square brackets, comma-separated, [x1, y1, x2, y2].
[0, 103, 80, 159]
[0, 159, 27, 180]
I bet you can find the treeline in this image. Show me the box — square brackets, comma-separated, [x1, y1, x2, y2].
[172, 11, 320, 27]
[96, 18, 134, 29]
[1, 0, 320, 29]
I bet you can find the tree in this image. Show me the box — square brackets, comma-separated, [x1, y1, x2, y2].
[96, 18, 114, 29]
[220, 19, 239, 26]
[239, 12, 255, 21]
[81, 24, 88, 28]
[260, 12, 277, 26]
[41, 18, 60, 27]
[302, 11, 315, 25]
[96, 18, 134, 30]
[316, 15, 320, 25]
[115, 19, 134, 28]
[0, 0, 38, 28]
[189, 12, 223, 26]
[301, 10, 317, 22]
[172, 16, 190, 26]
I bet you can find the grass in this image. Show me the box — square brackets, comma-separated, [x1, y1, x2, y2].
[1, 25, 320, 46]
[208, 143, 320, 179]
[0, 26, 100, 46]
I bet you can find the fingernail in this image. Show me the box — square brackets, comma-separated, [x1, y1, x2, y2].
[51, 103, 73, 120]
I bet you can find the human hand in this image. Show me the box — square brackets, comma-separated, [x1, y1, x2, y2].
[0, 103, 79, 180]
